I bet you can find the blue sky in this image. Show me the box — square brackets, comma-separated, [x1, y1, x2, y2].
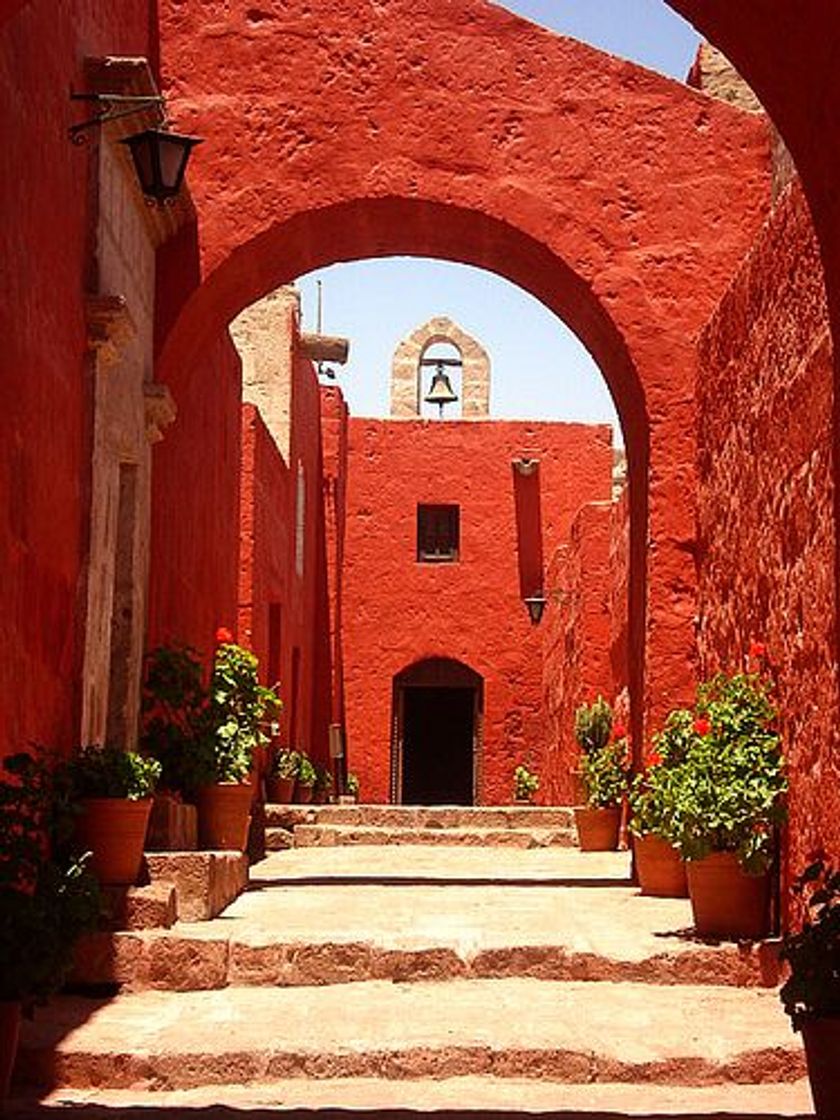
[297, 3, 701, 440]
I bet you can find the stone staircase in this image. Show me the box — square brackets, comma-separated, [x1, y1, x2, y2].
[8, 805, 814, 1117]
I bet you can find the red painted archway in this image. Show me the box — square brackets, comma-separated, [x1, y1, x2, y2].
[155, 0, 770, 745]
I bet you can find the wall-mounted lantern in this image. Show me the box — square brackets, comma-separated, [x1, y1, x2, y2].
[523, 593, 547, 625]
[69, 92, 202, 204]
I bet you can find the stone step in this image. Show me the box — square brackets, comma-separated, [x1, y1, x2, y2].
[286, 824, 577, 849]
[265, 804, 575, 830]
[15, 979, 805, 1092]
[68, 851, 783, 992]
[9, 1077, 815, 1116]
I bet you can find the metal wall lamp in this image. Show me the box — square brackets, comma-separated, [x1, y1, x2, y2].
[69, 92, 202, 204]
[523, 594, 547, 625]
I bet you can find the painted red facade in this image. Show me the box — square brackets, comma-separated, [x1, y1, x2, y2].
[341, 418, 612, 804]
[1, 0, 840, 892]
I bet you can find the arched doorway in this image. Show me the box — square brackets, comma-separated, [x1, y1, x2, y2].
[392, 658, 483, 806]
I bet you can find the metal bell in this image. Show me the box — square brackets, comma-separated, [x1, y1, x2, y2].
[423, 364, 459, 416]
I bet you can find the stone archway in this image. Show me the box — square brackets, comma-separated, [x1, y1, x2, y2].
[390, 317, 490, 420]
[155, 2, 771, 751]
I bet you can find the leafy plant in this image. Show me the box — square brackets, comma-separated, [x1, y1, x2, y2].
[346, 772, 360, 797]
[297, 755, 317, 787]
[141, 643, 213, 797]
[574, 696, 613, 754]
[208, 634, 282, 783]
[657, 672, 787, 872]
[513, 764, 539, 800]
[780, 856, 840, 1028]
[314, 765, 333, 794]
[270, 748, 301, 780]
[0, 752, 101, 1005]
[627, 708, 694, 838]
[579, 739, 628, 808]
[67, 745, 160, 801]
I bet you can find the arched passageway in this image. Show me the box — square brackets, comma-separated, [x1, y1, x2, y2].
[154, 3, 770, 754]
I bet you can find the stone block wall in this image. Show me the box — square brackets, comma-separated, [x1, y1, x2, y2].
[696, 179, 839, 882]
[541, 501, 615, 803]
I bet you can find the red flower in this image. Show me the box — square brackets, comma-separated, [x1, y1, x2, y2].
[215, 626, 234, 645]
[748, 639, 767, 659]
[612, 722, 627, 740]
[646, 750, 663, 767]
[693, 717, 711, 736]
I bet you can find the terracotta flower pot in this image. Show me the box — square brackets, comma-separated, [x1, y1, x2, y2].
[295, 783, 314, 805]
[686, 850, 770, 939]
[266, 775, 296, 804]
[0, 1002, 21, 1101]
[634, 833, 688, 898]
[197, 781, 252, 850]
[74, 797, 152, 885]
[801, 1017, 840, 1119]
[574, 805, 621, 851]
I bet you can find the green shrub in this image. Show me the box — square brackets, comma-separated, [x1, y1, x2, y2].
[141, 643, 212, 797]
[68, 745, 160, 801]
[297, 755, 317, 787]
[657, 672, 787, 872]
[780, 856, 840, 1028]
[271, 748, 301, 780]
[513, 764, 539, 800]
[574, 696, 613, 754]
[579, 739, 628, 808]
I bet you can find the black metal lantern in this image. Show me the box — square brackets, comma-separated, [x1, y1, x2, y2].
[120, 128, 203, 203]
[523, 594, 547, 625]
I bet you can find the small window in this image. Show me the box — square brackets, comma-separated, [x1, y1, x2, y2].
[417, 504, 460, 563]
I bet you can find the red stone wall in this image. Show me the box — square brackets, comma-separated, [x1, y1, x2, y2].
[342, 419, 612, 804]
[147, 330, 242, 660]
[696, 180, 839, 877]
[0, 2, 153, 758]
[609, 486, 631, 703]
[236, 355, 332, 765]
[541, 502, 615, 803]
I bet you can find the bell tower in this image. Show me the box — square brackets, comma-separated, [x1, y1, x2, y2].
[389, 316, 490, 419]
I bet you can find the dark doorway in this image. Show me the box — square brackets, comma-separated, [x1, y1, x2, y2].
[392, 659, 483, 805]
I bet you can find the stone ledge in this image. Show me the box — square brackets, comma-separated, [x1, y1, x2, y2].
[145, 851, 248, 922]
[100, 882, 177, 932]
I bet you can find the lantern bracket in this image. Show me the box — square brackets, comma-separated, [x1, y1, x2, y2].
[69, 92, 165, 144]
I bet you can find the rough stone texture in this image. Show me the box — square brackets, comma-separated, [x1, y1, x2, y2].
[266, 805, 575, 829]
[696, 180, 840, 887]
[390, 317, 490, 419]
[9, 1077, 814, 1117]
[686, 42, 762, 114]
[15, 979, 804, 1091]
[66, 847, 786, 994]
[156, 1, 773, 756]
[100, 883, 178, 932]
[342, 419, 612, 803]
[145, 851, 249, 921]
[291, 825, 576, 849]
[541, 502, 615, 803]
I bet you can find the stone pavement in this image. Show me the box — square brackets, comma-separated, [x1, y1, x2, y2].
[9, 806, 815, 1117]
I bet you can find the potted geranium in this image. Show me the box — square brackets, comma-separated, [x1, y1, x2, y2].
[627, 710, 692, 898]
[660, 670, 787, 939]
[0, 752, 101, 1098]
[267, 748, 300, 804]
[513, 764, 539, 804]
[295, 754, 317, 804]
[141, 642, 212, 801]
[779, 854, 840, 1118]
[574, 731, 629, 851]
[67, 745, 160, 885]
[196, 628, 281, 850]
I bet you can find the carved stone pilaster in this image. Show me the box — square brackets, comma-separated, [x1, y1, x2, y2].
[86, 294, 136, 371]
[144, 382, 177, 443]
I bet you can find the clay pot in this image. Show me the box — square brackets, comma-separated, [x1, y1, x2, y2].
[686, 851, 770, 939]
[574, 805, 621, 851]
[74, 797, 152, 885]
[801, 1017, 840, 1119]
[295, 783, 314, 805]
[197, 782, 253, 850]
[634, 833, 688, 898]
[0, 1002, 21, 1100]
[266, 775, 296, 804]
